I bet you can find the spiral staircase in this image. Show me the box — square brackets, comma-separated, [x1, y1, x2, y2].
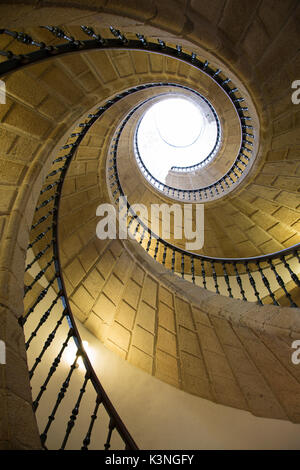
[0, 1, 300, 450]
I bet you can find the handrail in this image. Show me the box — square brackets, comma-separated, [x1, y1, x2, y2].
[108, 113, 300, 308]
[0, 25, 298, 451]
[53, 174, 138, 450]
[0, 26, 255, 204]
[21, 90, 147, 449]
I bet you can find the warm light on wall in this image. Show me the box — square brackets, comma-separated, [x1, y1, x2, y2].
[65, 340, 91, 370]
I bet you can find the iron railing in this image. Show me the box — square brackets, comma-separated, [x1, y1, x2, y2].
[21, 95, 142, 450]
[108, 115, 300, 308]
[0, 25, 298, 451]
[0, 25, 254, 204]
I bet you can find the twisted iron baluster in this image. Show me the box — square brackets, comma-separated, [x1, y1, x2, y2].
[245, 262, 262, 305]
[233, 262, 246, 301]
[134, 222, 140, 239]
[171, 249, 175, 273]
[211, 261, 220, 294]
[24, 256, 55, 295]
[60, 372, 90, 450]
[191, 256, 195, 284]
[136, 33, 148, 47]
[46, 166, 64, 179]
[53, 153, 72, 163]
[157, 38, 166, 49]
[256, 261, 279, 306]
[40, 351, 79, 447]
[40, 181, 59, 194]
[109, 26, 128, 44]
[28, 225, 53, 249]
[81, 26, 105, 44]
[154, 239, 159, 260]
[181, 253, 185, 279]
[35, 195, 56, 212]
[268, 259, 297, 307]
[21, 274, 57, 325]
[201, 259, 207, 289]
[104, 418, 116, 450]
[32, 327, 73, 406]
[146, 234, 152, 253]
[162, 244, 167, 266]
[31, 209, 55, 230]
[127, 215, 135, 232]
[139, 228, 145, 245]
[25, 292, 62, 349]
[222, 262, 232, 298]
[223, 177, 230, 190]
[25, 241, 53, 271]
[41, 26, 80, 47]
[0, 29, 46, 48]
[227, 173, 234, 185]
[281, 255, 300, 287]
[81, 397, 102, 450]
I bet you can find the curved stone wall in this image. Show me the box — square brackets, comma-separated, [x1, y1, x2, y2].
[0, 1, 299, 448]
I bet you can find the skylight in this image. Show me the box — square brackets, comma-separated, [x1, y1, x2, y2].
[136, 95, 219, 184]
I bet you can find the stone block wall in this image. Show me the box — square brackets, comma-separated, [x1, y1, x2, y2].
[0, 0, 299, 447]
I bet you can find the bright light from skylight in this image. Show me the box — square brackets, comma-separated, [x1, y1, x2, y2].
[154, 98, 203, 147]
[136, 95, 219, 184]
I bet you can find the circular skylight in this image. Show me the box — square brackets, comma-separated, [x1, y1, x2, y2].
[135, 95, 220, 185]
[154, 98, 203, 147]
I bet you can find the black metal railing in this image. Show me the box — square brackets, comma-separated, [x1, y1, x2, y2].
[108, 118, 299, 308]
[0, 25, 298, 451]
[21, 97, 142, 449]
[0, 25, 254, 204]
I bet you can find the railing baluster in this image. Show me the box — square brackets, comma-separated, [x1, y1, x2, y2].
[268, 259, 297, 307]
[81, 397, 102, 450]
[21, 274, 57, 325]
[24, 256, 55, 295]
[146, 234, 152, 253]
[104, 418, 116, 450]
[6, 32, 296, 449]
[28, 224, 53, 249]
[60, 372, 90, 450]
[172, 249, 175, 273]
[154, 238, 159, 260]
[245, 262, 262, 305]
[181, 253, 185, 279]
[222, 262, 232, 297]
[211, 261, 220, 294]
[25, 292, 62, 349]
[281, 255, 300, 287]
[25, 241, 53, 271]
[162, 244, 167, 265]
[32, 328, 73, 407]
[256, 261, 279, 306]
[139, 228, 145, 245]
[200, 259, 207, 289]
[233, 262, 246, 301]
[31, 209, 55, 230]
[191, 256, 195, 284]
[40, 352, 79, 447]
[35, 195, 56, 212]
